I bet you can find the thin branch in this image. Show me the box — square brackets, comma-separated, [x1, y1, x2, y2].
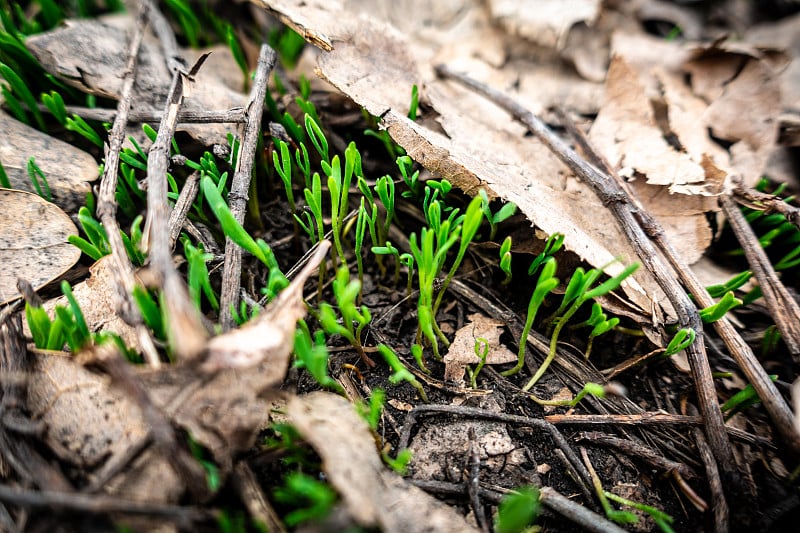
[144, 64, 209, 361]
[37, 103, 246, 124]
[732, 182, 800, 230]
[539, 486, 628, 533]
[219, 45, 277, 330]
[95, 4, 160, 367]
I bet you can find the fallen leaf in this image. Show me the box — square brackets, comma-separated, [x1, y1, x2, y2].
[26, 352, 149, 470]
[443, 313, 517, 383]
[0, 188, 80, 305]
[683, 41, 786, 185]
[288, 392, 479, 532]
[0, 110, 95, 211]
[488, 0, 601, 49]
[26, 15, 247, 146]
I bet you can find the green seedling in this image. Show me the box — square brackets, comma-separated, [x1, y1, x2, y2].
[375, 174, 396, 242]
[318, 266, 375, 367]
[523, 261, 639, 390]
[383, 448, 413, 475]
[68, 206, 110, 260]
[410, 343, 430, 374]
[223, 24, 248, 91]
[66, 113, 104, 148]
[663, 328, 696, 357]
[164, 0, 200, 47]
[432, 195, 484, 318]
[494, 486, 540, 533]
[355, 387, 385, 431]
[325, 142, 361, 266]
[478, 189, 517, 240]
[699, 290, 742, 323]
[503, 258, 559, 377]
[131, 286, 166, 341]
[182, 237, 219, 312]
[187, 433, 221, 492]
[231, 300, 259, 327]
[397, 155, 421, 199]
[304, 113, 329, 165]
[273, 139, 296, 215]
[59, 280, 90, 351]
[573, 301, 620, 359]
[293, 325, 344, 394]
[721, 374, 778, 421]
[26, 157, 50, 201]
[530, 382, 605, 407]
[0, 61, 45, 129]
[409, 218, 459, 360]
[273, 472, 337, 527]
[379, 344, 428, 402]
[604, 491, 675, 533]
[467, 337, 489, 389]
[499, 235, 513, 285]
[201, 175, 288, 299]
[528, 232, 564, 277]
[407, 84, 419, 121]
[705, 270, 752, 298]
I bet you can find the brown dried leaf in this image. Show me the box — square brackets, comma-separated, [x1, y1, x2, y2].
[0, 188, 80, 305]
[0, 110, 95, 211]
[26, 352, 149, 470]
[683, 41, 786, 184]
[288, 392, 479, 532]
[488, 0, 601, 49]
[443, 313, 517, 383]
[25, 15, 246, 146]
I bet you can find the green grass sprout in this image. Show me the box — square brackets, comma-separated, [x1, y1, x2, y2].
[494, 486, 540, 533]
[503, 258, 558, 377]
[318, 266, 375, 367]
[499, 235, 513, 285]
[379, 344, 428, 402]
[293, 325, 345, 394]
[523, 262, 639, 390]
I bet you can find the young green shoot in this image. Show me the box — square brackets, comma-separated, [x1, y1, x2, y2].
[293, 325, 345, 395]
[721, 374, 778, 421]
[182, 237, 219, 312]
[573, 301, 620, 360]
[478, 189, 517, 240]
[499, 235, 513, 285]
[523, 262, 639, 391]
[467, 337, 489, 389]
[530, 382, 605, 407]
[494, 486, 540, 533]
[502, 258, 559, 377]
[379, 344, 428, 402]
[663, 328, 696, 358]
[273, 473, 337, 527]
[26, 157, 51, 201]
[699, 290, 742, 323]
[318, 266, 375, 367]
[604, 492, 675, 533]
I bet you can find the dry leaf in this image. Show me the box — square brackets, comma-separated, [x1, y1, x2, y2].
[288, 392, 479, 532]
[26, 15, 247, 146]
[488, 0, 601, 49]
[0, 110, 95, 211]
[0, 188, 80, 305]
[683, 41, 786, 185]
[26, 352, 149, 469]
[588, 56, 722, 265]
[443, 313, 517, 383]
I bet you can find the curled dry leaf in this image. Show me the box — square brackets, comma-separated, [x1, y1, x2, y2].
[288, 392, 479, 532]
[0, 188, 80, 305]
[488, 0, 601, 49]
[0, 110, 95, 211]
[25, 15, 247, 146]
[443, 313, 517, 383]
